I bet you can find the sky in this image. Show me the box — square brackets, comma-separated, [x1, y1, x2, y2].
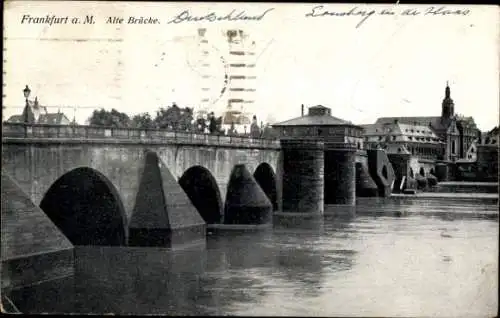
[3, 1, 499, 131]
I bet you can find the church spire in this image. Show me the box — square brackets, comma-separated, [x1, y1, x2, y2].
[442, 81, 454, 119]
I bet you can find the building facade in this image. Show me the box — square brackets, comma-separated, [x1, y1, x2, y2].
[6, 97, 71, 125]
[362, 83, 480, 163]
[476, 126, 499, 181]
[272, 105, 364, 147]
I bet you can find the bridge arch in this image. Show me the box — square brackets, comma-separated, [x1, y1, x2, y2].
[253, 162, 278, 211]
[39, 167, 127, 246]
[179, 165, 222, 224]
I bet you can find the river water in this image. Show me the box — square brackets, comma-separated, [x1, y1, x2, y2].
[17, 198, 500, 316]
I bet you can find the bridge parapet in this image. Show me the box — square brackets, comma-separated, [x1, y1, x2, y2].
[279, 137, 357, 151]
[2, 123, 280, 149]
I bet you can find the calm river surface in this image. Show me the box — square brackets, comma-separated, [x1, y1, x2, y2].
[64, 198, 499, 316]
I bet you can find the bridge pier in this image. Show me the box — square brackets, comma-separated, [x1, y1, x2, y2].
[224, 164, 273, 225]
[355, 161, 379, 197]
[324, 146, 356, 205]
[387, 153, 412, 193]
[367, 149, 396, 197]
[128, 151, 206, 248]
[1, 171, 75, 313]
[280, 140, 324, 214]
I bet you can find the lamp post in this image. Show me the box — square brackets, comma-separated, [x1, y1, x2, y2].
[23, 85, 31, 137]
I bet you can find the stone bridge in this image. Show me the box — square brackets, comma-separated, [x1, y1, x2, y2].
[2, 123, 398, 247]
[2, 123, 282, 247]
[0, 122, 402, 308]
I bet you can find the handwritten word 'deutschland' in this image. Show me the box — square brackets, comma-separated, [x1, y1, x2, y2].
[167, 8, 274, 24]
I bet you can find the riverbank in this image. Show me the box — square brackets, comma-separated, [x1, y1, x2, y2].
[355, 195, 498, 220]
[391, 192, 498, 200]
[430, 181, 498, 194]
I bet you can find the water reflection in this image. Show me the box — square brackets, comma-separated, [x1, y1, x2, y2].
[7, 198, 498, 316]
[73, 245, 209, 315]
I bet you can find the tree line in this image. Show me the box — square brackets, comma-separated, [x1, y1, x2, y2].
[87, 103, 278, 138]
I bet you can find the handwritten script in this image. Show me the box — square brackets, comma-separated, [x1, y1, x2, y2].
[305, 6, 471, 28]
[17, 6, 471, 28]
[167, 8, 275, 24]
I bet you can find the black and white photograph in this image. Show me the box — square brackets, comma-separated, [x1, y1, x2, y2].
[1, 1, 498, 316]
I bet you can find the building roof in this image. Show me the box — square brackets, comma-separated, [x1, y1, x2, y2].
[273, 105, 356, 127]
[38, 113, 70, 124]
[6, 115, 24, 123]
[385, 143, 411, 154]
[488, 126, 499, 136]
[273, 115, 352, 127]
[7, 113, 70, 124]
[374, 116, 452, 132]
[6, 97, 70, 125]
[363, 121, 444, 144]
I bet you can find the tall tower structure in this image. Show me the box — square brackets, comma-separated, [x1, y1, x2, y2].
[222, 29, 257, 127]
[441, 81, 455, 119]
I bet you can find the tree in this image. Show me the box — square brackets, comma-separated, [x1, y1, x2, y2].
[179, 107, 194, 131]
[214, 116, 224, 135]
[154, 103, 194, 131]
[88, 108, 130, 127]
[155, 103, 180, 129]
[131, 112, 154, 129]
[194, 117, 207, 133]
[208, 112, 217, 134]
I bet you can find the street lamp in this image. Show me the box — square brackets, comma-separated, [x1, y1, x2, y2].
[23, 85, 31, 124]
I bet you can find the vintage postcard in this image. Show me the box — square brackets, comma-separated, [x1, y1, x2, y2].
[1, 1, 498, 316]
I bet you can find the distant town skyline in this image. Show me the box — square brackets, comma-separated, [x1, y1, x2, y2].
[3, 2, 498, 131]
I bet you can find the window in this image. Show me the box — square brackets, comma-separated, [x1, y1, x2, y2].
[452, 140, 456, 154]
[419, 167, 425, 176]
[392, 136, 396, 141]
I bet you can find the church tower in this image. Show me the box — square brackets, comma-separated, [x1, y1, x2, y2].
[441, 81, 455, 119]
